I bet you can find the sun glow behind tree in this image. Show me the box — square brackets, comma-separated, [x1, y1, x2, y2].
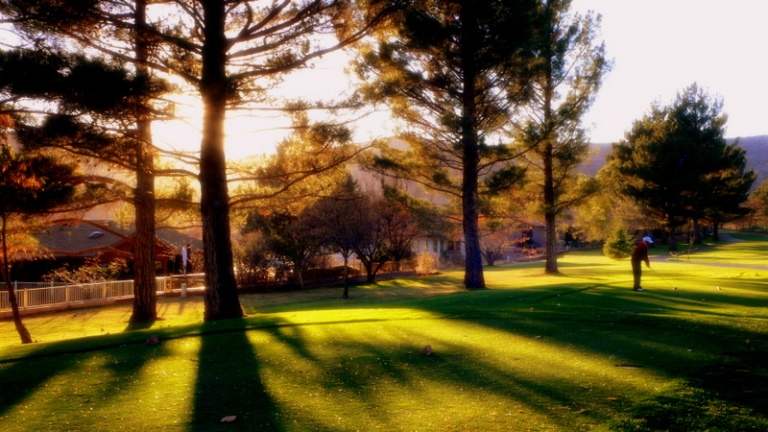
[152, 49, 388, 161]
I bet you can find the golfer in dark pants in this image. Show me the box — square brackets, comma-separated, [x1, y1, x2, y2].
[631, 236, 653, 291]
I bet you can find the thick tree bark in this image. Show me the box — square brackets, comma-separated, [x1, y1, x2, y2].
[462, 157, 485, 289]
[543, 141, 559, 274]
[130, 131, 157, 322]
[459, 2, 485, 290]
[130, 0, 157, 323]
[1, 216, 32, 344]
[200, 0, 243, 320]
[541, 47, 559, 274]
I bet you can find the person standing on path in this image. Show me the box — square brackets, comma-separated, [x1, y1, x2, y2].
[631, 236, 653, 291]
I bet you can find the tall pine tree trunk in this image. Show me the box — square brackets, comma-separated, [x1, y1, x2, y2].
[131, 134, 157, 322]
[1, 216, 31, 344]
[462, 148, 485, 289]
[543, 141, 559, 274]
[460, 2, 485, 290]
[200, 0, 243, 320]
[542, 50, 559, 275]
[130, 0, 157, 323]
[544, 213, 558, 273]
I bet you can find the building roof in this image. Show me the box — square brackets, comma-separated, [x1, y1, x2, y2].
[36, 220, 130, 258]
[156, 226, 203, 254]
[33, 219, 202, 260]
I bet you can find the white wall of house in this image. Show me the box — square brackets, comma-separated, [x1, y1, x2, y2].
[413, 236, 443, 255]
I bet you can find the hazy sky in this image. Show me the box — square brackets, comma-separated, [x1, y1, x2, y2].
[571, 0, 768, 142]
[155, 1, 768, 159]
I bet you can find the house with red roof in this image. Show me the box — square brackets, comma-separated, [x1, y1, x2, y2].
[12, 219, 202, 281]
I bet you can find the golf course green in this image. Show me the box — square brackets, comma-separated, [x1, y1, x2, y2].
[1, 232, 766, 431]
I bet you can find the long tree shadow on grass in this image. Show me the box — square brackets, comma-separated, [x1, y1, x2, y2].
[192, 320, 282, 432]
[0, 344, 72, 421]
[274, 264, 767, 430]
[251, 317, 599, 430]
[247, 292, 768, 430]
[0, 337, 171, 430]
[406, 282, 768, 429]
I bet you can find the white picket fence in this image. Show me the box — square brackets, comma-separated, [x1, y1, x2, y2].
[0, 274, 206, 316]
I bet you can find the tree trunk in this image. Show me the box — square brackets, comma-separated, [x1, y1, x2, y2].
[461, 145, 485, 289]
[541, 49, 559, 274]
[130, 0, 157, 323]
[1, 216, 32, 344]
[364, 261, 375, 283]
[692, 217, 702, 244]
[712, 221, 720, 241]
[359, 255, 376, 283]
[544, 212, 558, 274]
[6, 285, 31, 344]
[130, 134, 157, 323]
[459, 3, 485, 290]
[342, 252, 350, 299]
[483, 251, 495, 266]
[543, 142, 559, 274]
[667, 226, 678, 251]
[297, 266, 304, 289]
[200, 0, 243, 321]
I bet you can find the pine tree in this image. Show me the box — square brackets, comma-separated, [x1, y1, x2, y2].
[513, 0, 609, 273]
[607, 84, 753, 250]
[1, 0, 398, 320]
[603, 227, 634, 260]
[354, 0, 540, 289]
[0, 0, 171, 323]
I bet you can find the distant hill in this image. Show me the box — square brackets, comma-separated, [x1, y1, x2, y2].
[737, 135, 768, 187]
[578, 135, 768, 188]
[577, 144, 612, 177]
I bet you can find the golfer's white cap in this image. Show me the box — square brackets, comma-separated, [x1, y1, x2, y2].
[643, 236, 653, 243]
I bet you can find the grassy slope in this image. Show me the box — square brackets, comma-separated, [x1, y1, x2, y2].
[0, 236, 767, 431]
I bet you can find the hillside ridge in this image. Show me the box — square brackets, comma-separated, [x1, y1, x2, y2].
[579, 135, 768, 186]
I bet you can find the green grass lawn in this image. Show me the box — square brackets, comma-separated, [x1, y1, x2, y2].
[1, 236, 767, 431]
[664, 231, 768, 266]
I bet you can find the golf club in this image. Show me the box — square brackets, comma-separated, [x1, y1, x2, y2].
[649, 266, 678, 290]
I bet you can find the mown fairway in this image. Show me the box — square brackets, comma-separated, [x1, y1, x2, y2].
[1, 233, 767, 431]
